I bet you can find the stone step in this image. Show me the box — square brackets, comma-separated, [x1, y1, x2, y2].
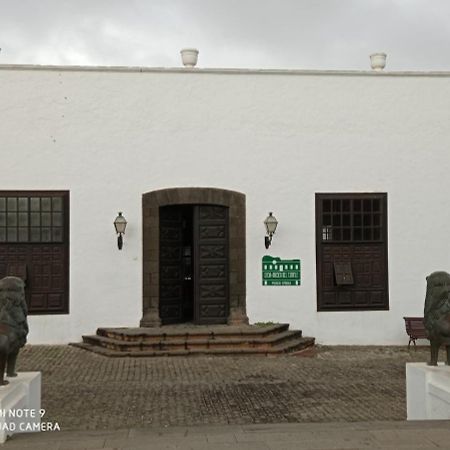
[97, 323, 290, 343]
[81, 329, 303, 352]
[70, 336, 315, 358]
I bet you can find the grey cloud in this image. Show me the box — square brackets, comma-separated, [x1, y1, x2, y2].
[0, 0, 450, 70]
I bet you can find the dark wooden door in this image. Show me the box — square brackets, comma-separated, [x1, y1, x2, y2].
[159, 204, 229, 325]
[194, 205, 229, 324]
[159, 206, 184, 324]
[316, 193, 388, 311]
[0, 192, 69, 314]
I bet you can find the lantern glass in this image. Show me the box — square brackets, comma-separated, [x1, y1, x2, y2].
[264, 212, 278, 235]
[114, 212, 127, 234]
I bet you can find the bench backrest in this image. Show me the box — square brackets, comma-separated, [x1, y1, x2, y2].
[403, 317, 428, 339]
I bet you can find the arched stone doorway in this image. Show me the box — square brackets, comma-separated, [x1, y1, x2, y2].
[141, 187, 248, 327]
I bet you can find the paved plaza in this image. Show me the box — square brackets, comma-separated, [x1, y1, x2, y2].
[3, 345, 450, 449]
[12, 344, 446, 430]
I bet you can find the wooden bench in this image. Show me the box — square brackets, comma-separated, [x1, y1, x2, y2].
[403, 317, 428, 349]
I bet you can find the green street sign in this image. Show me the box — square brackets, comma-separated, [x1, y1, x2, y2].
[262, 255, 301, 286]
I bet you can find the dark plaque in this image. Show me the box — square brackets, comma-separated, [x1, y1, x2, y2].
[334, 262, 354, 285]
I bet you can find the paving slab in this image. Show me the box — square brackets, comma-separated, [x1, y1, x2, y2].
[3, 421, 450, 449]
[58, 438, 107, 449]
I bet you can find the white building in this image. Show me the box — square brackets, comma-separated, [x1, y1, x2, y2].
[1, 61, 449, 345]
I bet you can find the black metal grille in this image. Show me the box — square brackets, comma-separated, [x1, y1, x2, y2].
[0, 195, 64, 243]
[321, 197, 383, 242]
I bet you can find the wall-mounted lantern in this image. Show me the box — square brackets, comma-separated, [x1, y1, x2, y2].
[114, 212, 127, 250]
[264, 212, 278, 249]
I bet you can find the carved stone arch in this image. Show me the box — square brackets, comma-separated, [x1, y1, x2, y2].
[141, 187, 248, 327]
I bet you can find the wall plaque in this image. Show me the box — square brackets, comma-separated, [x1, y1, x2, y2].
[262, 255, 301, 286]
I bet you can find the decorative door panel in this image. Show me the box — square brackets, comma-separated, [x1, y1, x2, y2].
[159, 206, 184, 324]
[194, 205, 229, 324]
[316, 193, 388, 311]
[0, 192, 69, 314]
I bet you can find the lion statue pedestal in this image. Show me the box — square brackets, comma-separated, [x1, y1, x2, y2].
[406, 363, 450, 420]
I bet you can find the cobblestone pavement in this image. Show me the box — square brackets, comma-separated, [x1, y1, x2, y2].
[15, 345, 444, 431]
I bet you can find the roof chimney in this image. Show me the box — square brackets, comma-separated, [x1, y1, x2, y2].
[180, 48, 199, 68]
[370, 53, 387, 71]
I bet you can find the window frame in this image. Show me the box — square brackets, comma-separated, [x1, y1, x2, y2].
[0, 190, 70, 315]
[315, 192, 389, 312]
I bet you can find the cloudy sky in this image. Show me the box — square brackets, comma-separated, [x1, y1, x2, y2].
[1, 0, 449, 71]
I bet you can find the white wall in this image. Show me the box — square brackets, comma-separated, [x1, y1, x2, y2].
[1, 66, 449, 345]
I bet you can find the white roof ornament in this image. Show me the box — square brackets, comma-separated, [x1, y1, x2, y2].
[370, 53, 387, 71]
[180, 48, 199, 68]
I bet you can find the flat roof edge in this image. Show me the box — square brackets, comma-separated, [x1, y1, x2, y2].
[0, 63, 450, 77]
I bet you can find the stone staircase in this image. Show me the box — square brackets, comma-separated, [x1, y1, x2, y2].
[71, 323, 315, 357]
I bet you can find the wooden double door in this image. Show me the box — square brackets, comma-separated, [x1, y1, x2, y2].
[159, 204, 229, 324]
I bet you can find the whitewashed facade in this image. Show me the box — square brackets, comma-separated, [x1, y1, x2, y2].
[1, 64, 449, 345]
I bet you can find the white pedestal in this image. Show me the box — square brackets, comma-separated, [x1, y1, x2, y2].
[406, 363, 450, 420]
[0, 372, 41, 443]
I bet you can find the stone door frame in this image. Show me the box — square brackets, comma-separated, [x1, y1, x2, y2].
[141, 187, 248, 327]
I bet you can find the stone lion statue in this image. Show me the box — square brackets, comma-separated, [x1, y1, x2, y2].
[424, 271, 450, 366]
[0, 276, 28, 385]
